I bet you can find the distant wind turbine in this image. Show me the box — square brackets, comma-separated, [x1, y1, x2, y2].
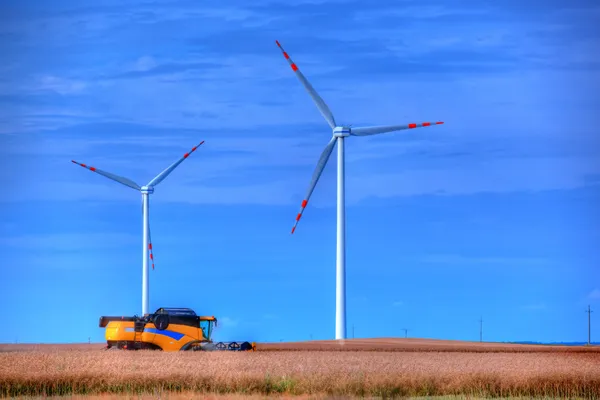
[275, 40, 444, 340]
[72, 141, 205, 316]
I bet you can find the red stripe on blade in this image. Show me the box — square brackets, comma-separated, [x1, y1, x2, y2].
[150, 254, 153, 260]
[291, 64, 298, 71]
[184, 153, 189, 158]
[149, 244, 152, 249]
[90, 167, 96, 171]
[283, 52, 290, 59]
[81, 164, 87, 168]
[301, 199, 308, 208]
[436, 121, 444, 124]
[200, 140, 205, 145]
[276, 40, 281, 47]
[408, 123, 417, 129]
[291, 227, 296, 234]
[422, 122, 431, 127]
[295, 213, 302, 221]
[192, 147, 197, 151]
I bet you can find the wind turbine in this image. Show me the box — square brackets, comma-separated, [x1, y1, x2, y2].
[71, 141, 205, 316]
[275, 40, 444, 340]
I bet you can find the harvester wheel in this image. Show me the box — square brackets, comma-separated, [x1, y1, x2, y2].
[180, 340, 208, 351]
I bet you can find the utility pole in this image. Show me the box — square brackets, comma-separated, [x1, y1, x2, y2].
[586, 305, 593, 345]
[403, 328, 409, 338]
[479, 317, 483, 342]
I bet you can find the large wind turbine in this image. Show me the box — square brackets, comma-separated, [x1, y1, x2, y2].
[71, 141, 204, 316]
[275, 40, 444, 340]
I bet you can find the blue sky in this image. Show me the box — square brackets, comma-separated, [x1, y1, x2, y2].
[1, 0, 599, 344]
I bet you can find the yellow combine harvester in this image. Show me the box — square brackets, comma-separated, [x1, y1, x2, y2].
[99, 307, 255, 352]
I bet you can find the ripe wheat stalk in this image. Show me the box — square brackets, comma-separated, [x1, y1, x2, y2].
[1, 350, 599, 398]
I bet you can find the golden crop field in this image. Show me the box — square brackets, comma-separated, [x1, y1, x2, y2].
[1, 340, 600, 399]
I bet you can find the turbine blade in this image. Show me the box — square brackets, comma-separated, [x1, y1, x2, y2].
[142, 200, 155, 271]
[275, 40, 336, 129]
[71, 160, 141, 190]
[148, 221, 154, 271]
[350, 121, 444, 136]
[291, 137, 337, 234]
[147, 141, 205, 187]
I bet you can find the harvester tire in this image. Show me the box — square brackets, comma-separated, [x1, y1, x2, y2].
[180, 340, 203, 351]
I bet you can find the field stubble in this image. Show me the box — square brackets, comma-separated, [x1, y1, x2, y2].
[1, 348, 600, 398]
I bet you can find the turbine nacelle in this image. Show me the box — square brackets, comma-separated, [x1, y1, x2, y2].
[140, 186, 154, 194]
[333, 127, 351, 138]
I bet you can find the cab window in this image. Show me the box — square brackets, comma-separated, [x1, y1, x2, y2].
[199, 320, 214, 340]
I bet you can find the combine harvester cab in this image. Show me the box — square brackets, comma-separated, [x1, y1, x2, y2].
[99, 307, 256, 352]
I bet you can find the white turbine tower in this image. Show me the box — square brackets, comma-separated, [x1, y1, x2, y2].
[275, 40, 444, 340]
[72, 140, 205, 316]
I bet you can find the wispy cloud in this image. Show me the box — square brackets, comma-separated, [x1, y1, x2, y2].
[103, 60, 224, 81]
[588, 289, 600, 300]
[35, 76, 88, 95]
[3, 124, 600, 206]
[0, 233, 138, 251]
[218, 316, 239, 327]
[420, 254, 550, 267]
[3, 0, 600, 208]
[346, 156, 600, 204]
[354, 5, 492, 22]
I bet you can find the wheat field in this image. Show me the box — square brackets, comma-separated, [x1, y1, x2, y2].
[1, 346, 600, 398]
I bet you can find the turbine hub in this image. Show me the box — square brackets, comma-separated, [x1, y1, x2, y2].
[333, 126, 350, 138]
[141, 186, 154, 194]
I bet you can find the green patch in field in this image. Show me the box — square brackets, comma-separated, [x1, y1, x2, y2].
[264, 373, 298, 394]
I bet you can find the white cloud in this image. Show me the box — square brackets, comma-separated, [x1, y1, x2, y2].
[588, 289, 600, 300]
[132, 56, 158, 72]
[36, 76, 88, 95]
